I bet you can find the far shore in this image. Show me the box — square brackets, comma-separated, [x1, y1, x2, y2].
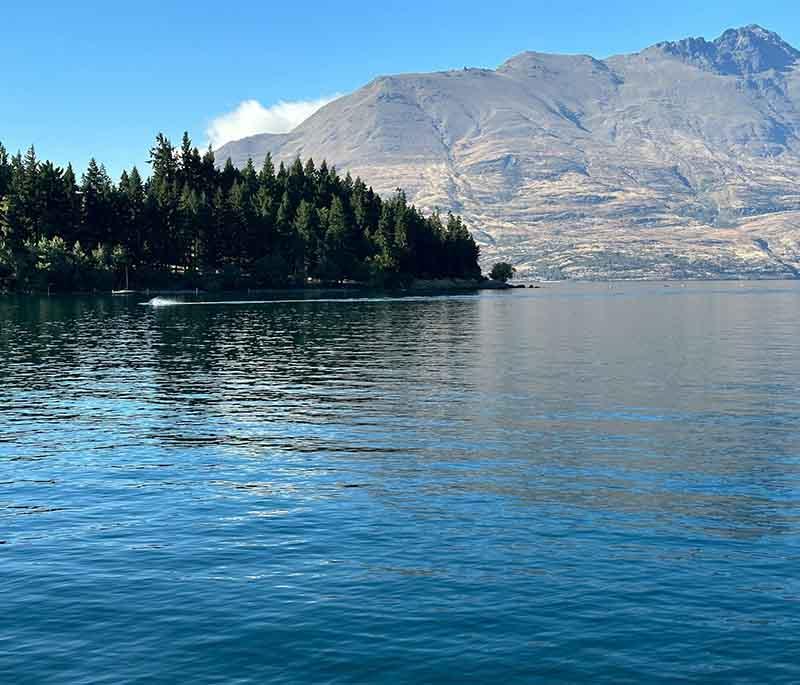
[1, 277, 517, 298]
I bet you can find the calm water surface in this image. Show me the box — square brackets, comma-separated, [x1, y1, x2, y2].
[2, 282, 799, 683]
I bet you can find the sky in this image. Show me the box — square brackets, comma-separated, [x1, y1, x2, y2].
[3, 0, 799, 178]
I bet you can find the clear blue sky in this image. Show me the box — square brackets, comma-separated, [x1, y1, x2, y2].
[3, 0, 798, 178]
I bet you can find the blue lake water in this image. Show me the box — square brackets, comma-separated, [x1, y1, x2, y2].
[2, 282, 799, 683]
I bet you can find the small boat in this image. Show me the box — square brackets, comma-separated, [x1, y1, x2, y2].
[112, 265, 136, 295]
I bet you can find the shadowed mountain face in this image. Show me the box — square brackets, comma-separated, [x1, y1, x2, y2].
[217, 25, 800, 279]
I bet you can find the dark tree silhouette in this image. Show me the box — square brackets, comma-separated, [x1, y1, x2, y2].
[0, 133, 482, 292]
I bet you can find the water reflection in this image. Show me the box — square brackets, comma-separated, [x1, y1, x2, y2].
[1, 282, 800, 682]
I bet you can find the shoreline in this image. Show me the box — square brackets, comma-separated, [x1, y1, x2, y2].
[0, 278, 513, 297]
[4, 275, 800, 297]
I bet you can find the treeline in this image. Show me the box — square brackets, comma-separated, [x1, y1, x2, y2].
[0, 133, 481, 292]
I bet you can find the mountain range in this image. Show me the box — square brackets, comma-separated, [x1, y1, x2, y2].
[217, 25, 800, 279]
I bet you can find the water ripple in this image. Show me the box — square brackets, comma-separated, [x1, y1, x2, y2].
[1, 283, 800, 683]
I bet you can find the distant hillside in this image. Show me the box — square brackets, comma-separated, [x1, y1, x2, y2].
[217, 25, 800, 280]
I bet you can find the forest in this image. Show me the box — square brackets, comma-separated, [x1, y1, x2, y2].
[0, 133, 482, 292]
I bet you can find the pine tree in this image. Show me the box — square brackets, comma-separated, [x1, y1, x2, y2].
[179, 132, 202, 190]
[200, 146, 217, 195]
[316, 160, 333, 208]
[80, 158, 114, 247]
[0, 143, 11, 198]
[227, 180, 251, 267]
[275, 190, 294, 262]
[204, 187, 229, 272]
[38, 161, 68, 240]
[0, 131, 482, 291]
[320, 195, 353, 280]
[285, 157, 305, 213]
[178, 183, 201, 270]
[220, 158, 238, 192]
[259, 153, 276, 190]
[276, 161, 288, 194]
[293, 199, 320, 276]
[253, 182, 275, 259]
[149, 133, 177, 186]
[61, 164, 81, 244]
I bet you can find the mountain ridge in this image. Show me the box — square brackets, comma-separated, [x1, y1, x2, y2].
[217, 25, 800, 279]
[650, 25, 800, 75]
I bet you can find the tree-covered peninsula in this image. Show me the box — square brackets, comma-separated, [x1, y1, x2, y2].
[0, 133, 481, 292]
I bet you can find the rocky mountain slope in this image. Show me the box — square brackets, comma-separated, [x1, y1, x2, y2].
[217, 25, 800, 279]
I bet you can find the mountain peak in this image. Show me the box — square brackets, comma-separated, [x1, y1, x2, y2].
[713, 24, 800, 74]
[217, 25, 800, 280]
[716, 24, 788, 45]
[652, 25, 799, 75]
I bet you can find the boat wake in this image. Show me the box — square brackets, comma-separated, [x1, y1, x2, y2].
[139, 294, 482, 307]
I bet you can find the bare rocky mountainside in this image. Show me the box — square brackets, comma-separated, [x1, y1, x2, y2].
[217, 25, 800, 279]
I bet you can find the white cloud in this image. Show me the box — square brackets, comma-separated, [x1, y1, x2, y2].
[207, 95, 340, 149]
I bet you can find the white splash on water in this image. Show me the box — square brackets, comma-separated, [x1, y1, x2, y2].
[142, 297, 183, 307]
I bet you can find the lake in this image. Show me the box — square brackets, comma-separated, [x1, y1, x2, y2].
[2, 282, 799, 683]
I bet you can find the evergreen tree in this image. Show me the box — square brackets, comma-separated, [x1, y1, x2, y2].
[227, 180, 250, 267]
[38, 161, 69, 240]
[62, 165, 81, 242]
[200, 146, 217, 195]
[320, 196, 352, 280]
[259, 153, 276, 191]
[253, 181, 276, 256]
[119, 166, 145, 261]
[80, 159, 114, 247]
[293, 199, 320, 276]
[220, 158, 238, 192]
[149, 134, 177, 186]
[0, 143, 11, 198]
[179, 132, 202, 190]
[275, 190, 294, 261]
[0, 132, 481, 292]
